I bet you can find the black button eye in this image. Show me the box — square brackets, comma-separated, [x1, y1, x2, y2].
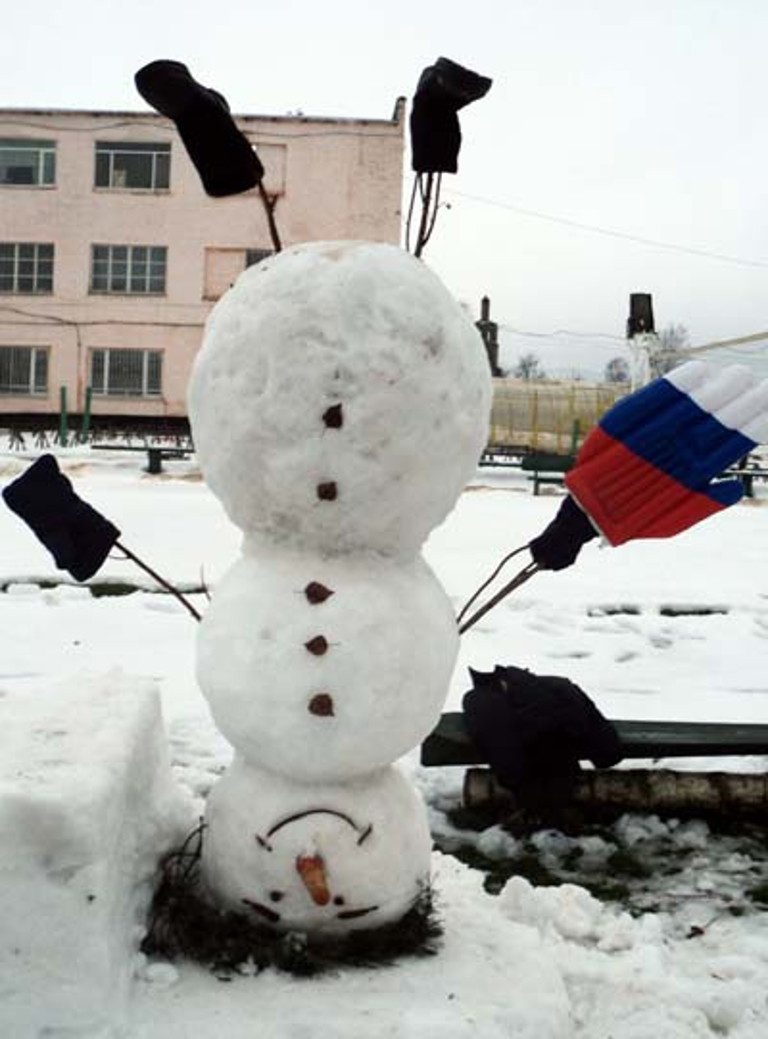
[333, 895, 345, 906]
[269, 891, 284, 902]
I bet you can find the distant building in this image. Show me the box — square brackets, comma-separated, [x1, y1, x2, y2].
[0, 103, 405, 428]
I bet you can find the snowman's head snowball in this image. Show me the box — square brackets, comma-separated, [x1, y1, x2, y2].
[202, 759, 432, 936]
[188, 241, 491, 557]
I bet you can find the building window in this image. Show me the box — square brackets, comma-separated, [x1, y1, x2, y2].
[90, 348, 162, 397]
[90, 245, 166, 294]
[204, 247, 274, 300]
[245, 248, 273, 268]
[0, 139, 56, 186]
[0, 243, 54, 294]
[94, 141, 170, 190]
[0, 346, 48, 395]
[242, 141, 286, 195]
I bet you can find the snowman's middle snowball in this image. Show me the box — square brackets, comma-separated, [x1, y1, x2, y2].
[197, 544, 458, 781]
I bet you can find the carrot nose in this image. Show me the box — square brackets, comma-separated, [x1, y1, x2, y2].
[296, 854, 331, 906]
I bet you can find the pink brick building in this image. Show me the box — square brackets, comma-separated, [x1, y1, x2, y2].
[0, 103, 405, 429]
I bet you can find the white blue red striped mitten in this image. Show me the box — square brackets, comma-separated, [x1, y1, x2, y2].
[530, 362, 768, 568]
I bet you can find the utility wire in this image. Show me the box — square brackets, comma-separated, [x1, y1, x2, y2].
[681, 330, 768, 355]
[499, 324, 625, 343]
[445, 189, 768, 271]
[0, 116, 398, 140]
[0, 303, 204, 329]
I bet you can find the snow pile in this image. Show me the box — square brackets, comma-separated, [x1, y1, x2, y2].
[0, 672, 188, 1037]
[134, 853, 573, 1039]
[500, 875, 768, 1037]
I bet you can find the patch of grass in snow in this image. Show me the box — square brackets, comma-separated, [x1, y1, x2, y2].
[746, 881, 768, 907]
[435, 806, 768, 918]
[0, 578, 205, 598]
[142, 824, 443, 978]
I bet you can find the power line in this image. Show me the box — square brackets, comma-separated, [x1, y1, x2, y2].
[0, 302, 203, 330]
[446, 189, 768, 271]
[682, 330, 768, 355]
[496, 317, 768, 361]
[499, 323, 624, 343]
[0, 116, 397, 140]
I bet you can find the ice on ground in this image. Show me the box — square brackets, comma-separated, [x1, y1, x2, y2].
[0, 671, 189, 1038]
[188, 241, 491, 558]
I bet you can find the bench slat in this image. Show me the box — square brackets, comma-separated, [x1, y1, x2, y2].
[421, 712, 768, 765]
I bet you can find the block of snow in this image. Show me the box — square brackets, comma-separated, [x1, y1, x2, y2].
[0, 671, 187, 1038]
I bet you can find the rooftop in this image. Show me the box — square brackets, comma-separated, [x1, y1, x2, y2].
[0, 99, 406, 128]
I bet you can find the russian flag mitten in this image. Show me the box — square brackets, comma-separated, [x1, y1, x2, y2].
[565, 361, 768, 545]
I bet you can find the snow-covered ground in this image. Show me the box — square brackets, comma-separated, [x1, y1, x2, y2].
[1, 447, 767, 1037]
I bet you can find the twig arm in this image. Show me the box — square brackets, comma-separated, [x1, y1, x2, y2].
[116, 541, 202, 621]
[258, 182, 283, 253]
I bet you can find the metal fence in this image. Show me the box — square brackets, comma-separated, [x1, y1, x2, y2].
[488, 379, 627, 453]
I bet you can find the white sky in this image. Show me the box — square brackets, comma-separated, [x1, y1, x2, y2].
[4, 0, 768, 377]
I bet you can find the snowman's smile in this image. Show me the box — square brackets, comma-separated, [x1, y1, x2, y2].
[242, 897, 380, 924]
[242, 898, 281, 924]
[336, 905, 378, 920]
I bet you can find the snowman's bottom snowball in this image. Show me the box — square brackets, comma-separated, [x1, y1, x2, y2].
[201, 759, 432, 937]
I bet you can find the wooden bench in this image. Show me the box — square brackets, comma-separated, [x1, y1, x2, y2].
[724, 455, 768, 499]
[520, 451, 575, 495]
[479, 445, 530, 468]
[91, 443, 193, 474]
[422, 712, 768, 815]
[422, 711, 768, 767]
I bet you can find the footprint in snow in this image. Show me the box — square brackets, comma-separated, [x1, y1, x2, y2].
[525, 617, 572, 635]
[615, 650, 639, 663]
[649, 632, 675, 649]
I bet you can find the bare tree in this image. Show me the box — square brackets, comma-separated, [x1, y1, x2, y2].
[650, 323, 689, 377]
[513, 351, 546, 381]
[604, 356, 630, 384]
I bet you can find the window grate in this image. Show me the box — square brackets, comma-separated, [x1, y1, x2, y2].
[90, 244, 166, 295]
[245, 248, 274, 268]
[90, 348, 163, 397]
[0, 242, 54, 293]
[0, 346, 49, 395]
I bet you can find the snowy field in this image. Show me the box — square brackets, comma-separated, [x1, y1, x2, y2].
[1, 447, 767, 1038]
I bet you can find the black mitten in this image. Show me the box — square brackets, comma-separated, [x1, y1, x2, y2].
[462, 665, 622, 798]
[410, 57, 492, 173]
[135, 60, 264, 197]
[528, 495, 599, 571]
[2, 455, 120, 581]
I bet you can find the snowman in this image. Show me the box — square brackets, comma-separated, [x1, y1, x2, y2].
[188, 240, 490, 935]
